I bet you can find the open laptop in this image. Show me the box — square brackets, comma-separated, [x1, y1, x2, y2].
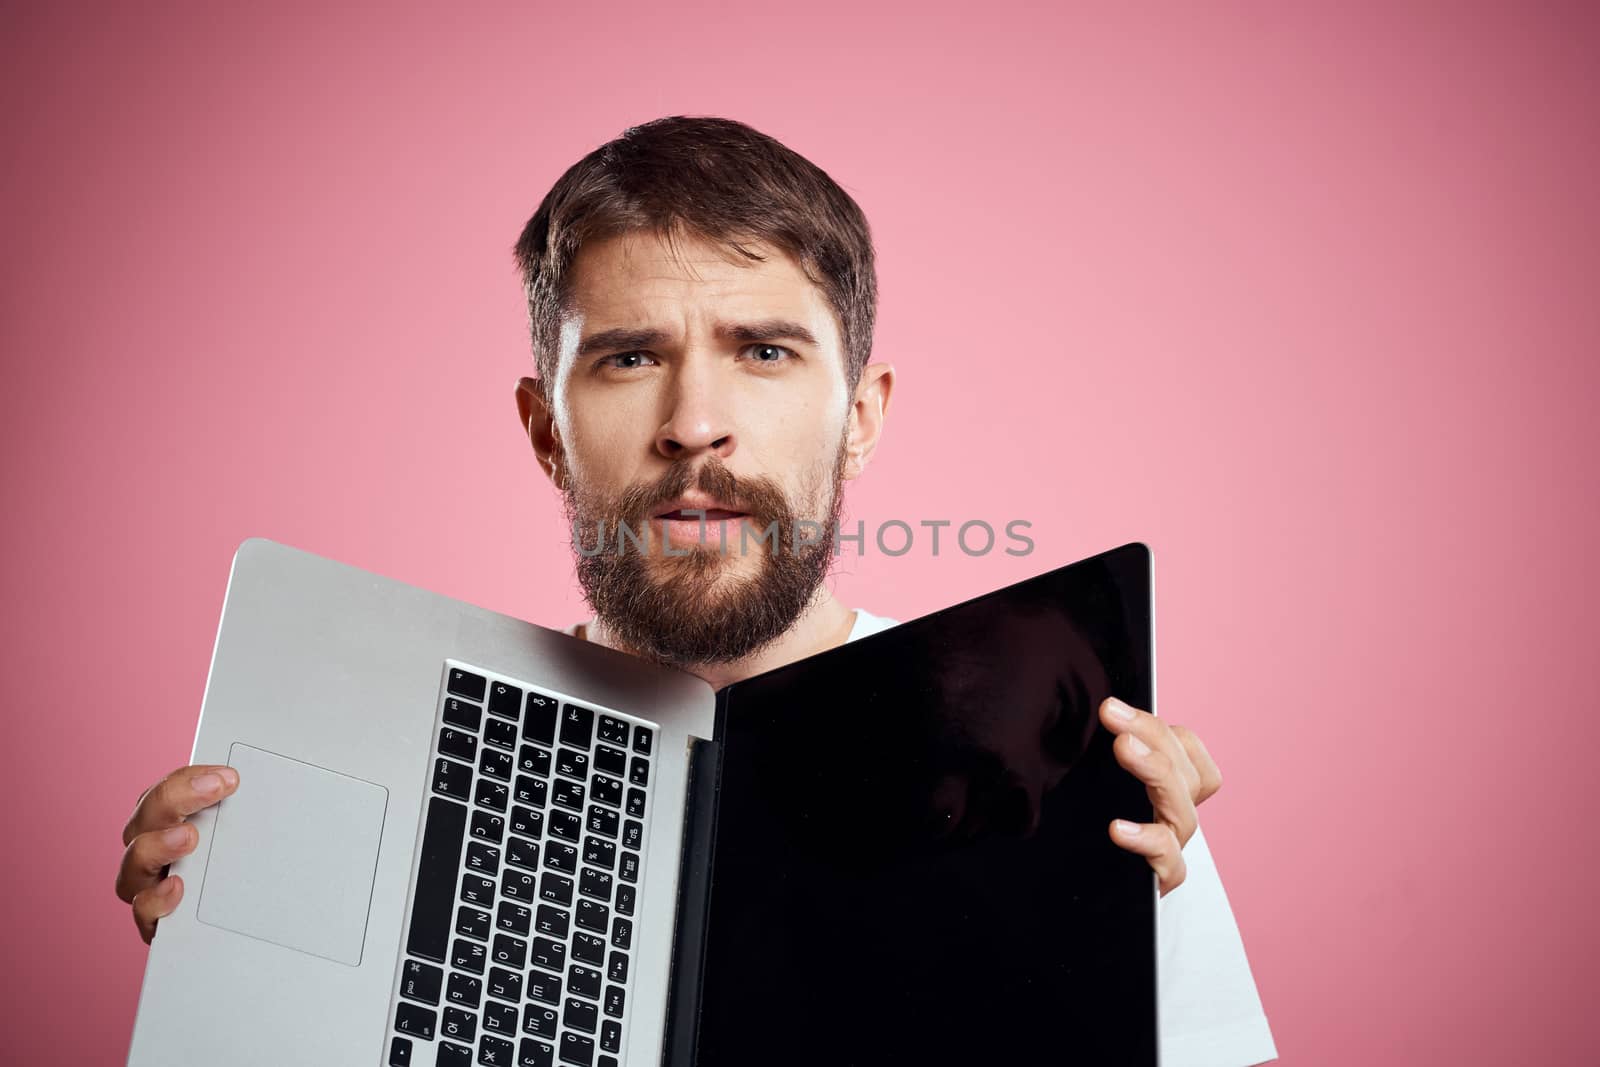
[127, 537, 1157, 1067]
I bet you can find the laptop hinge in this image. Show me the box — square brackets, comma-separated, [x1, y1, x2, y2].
[661, 731, 724, 1067]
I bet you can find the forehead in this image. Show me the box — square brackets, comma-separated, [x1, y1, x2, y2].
[562, 229, 839, 345]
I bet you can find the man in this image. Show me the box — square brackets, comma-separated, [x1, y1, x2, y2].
[116, 116, 1276, 1065]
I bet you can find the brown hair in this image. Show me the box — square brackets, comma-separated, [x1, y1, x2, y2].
[512, 115, 878, 396]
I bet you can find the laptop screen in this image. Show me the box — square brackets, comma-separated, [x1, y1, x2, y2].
[690, 543, 1158, 1066]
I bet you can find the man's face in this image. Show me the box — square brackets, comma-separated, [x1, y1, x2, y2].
[539, 228, 857, 666]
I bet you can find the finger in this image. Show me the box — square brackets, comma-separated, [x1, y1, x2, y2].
[123, 765, 239, 846]
[1170, 724, 1222, 804]
[1101, 698, 1203, 801]
[117, 823, 197, 904]
[1109, 819, 1188, 896]
[1113, 730, 1199, 847]
[132, 875, 184, 945]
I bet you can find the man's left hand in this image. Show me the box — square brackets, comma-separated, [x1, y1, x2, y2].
[1098, 696, 1222, 895]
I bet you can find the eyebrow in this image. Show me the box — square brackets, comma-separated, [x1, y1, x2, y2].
[575, 318, 821, 359]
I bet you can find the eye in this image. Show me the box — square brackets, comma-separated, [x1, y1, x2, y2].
[741, 343, 796, 364]
[599, 351, 659, 370]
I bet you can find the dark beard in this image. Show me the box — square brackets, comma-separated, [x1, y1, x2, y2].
[562, 446, 846, 667]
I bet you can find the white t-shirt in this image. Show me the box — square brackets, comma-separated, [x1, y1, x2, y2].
[849, 608, 1278, 1066]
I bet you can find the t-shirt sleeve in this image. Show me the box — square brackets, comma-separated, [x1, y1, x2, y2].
[1157, 824, 1278, 1066]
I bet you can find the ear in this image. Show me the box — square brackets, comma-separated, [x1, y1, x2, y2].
[842, 362, 895, 481]
[515, 376, 566, 490]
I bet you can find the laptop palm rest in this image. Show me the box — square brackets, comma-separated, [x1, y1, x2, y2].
[196, 742, 388, 967]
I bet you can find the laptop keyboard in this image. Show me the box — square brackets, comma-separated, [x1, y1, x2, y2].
[388, 662, 656, 1067]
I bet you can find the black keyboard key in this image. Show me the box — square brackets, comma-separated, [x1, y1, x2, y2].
[597, 716, 629, 745]
[555, 749, 590, 781]
[390, 1035, 413, 1065]
[408, 797, 468, 963]
[492, 933, 527, 970]
[509, 806, 544, 840]
[475, 779, 509, 813]
[502, 870, 536, 902]
[523, 1004, 559, 1040]
[592, 745, 626, 776]
[471, 810, 505, 843]
[586, 807, 619, 839]
[448, 668, 487, 702]
[497, 900, 531, 937]
[549, 811, 582, 843]
[527, 968, 562, 1004]
[444, 698, 483, 732]
[485, 719, 519, 752]
[572, 932, 606, 966]
[541, 871, 574, 906]
[479, 749, 513, 782]
[439, 1043, 472, 1066]
[607, 952, 627, 983]
[483, 1001, 519, 1036]
[519, 1037, 554, 1067]
[553, 780, 586, 812]
[567, 964, 602, 1000]
[583, 837, 616, 870]
[400, 959, 444, 1005]
[461, 876, 495, 909]
[560, 705, 595, 748]
[621, 821, 642, 851]
[487, 966, 523, 1003]
[488, 682, 522, 721]
[523, 692, 559, 744]
[618, 853, 639, 884]
[625, 790, 645, 819]
[454, 938, 487, 974]
[440, 728, 478, 764]
[535, 904, 570, 939]
[466, 841, 501, 878]
[506, 835, 540, 873]
[579, 869, 614, 904]
[590, 775, 622, 808]
[478, 1034, 514, 1065]
[545, 841, 579, 874]
[558, 1032, 595, 1067]
[563, 996, 598, 1033]
[519, 745, 552, 777]
[614, 885, 635, 917]
[434, 758, 473, 801]
[632, 725, 652, 756]
[457, 906, 491, 942]
[514, 777, 548, 809]
[447, 972, 482, 1009]
[603, 985, 624, 1019]
[574, 900, 609, 935]
[443, 1007, 477, 1044]
[628, 758, 649, 787]
[530, 936, 566, 972]
[610, 918, 631, 951]
[396, 1002, 436, 1040]
[600, 1020, 621, 1055]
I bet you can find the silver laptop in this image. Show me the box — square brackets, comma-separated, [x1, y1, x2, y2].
[128, 537, 1158, 1067]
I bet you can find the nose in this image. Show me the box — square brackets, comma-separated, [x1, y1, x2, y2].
[654, 360, 736, 462]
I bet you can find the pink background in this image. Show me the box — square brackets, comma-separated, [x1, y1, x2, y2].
[4, 3, 1596, 1064]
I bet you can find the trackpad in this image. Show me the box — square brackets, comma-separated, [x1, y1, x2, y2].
[197, 743, 388, 966]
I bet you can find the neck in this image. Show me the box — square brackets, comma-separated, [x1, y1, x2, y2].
[577, 586, 858, 690]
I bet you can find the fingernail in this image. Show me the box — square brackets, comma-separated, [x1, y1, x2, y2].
[1114, 819, 1141, 837]
[163, 826, 191, 848]
[1127, 734, 1151, 757]
[1106, 698, 1135, 721]
[217, 768, 239, 788]
[191, 773, 222, 794]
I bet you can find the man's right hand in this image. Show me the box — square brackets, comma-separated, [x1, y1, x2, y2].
[116, 765, 240, 943]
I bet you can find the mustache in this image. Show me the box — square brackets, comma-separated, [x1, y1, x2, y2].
[614, 458, 792, 526]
